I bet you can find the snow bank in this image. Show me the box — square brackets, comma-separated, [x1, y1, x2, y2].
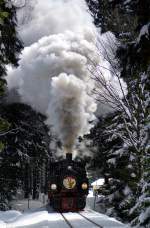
[0, 208, 69, 227]
[0, 220, 6, 228]
[0, 210, 22, 222]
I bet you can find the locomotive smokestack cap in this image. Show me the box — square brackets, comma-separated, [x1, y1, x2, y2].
[66, 153, 72, 161]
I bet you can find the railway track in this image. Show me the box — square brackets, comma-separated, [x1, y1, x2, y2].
[60, 212, 103, 228]
[78, 212, 103, 228]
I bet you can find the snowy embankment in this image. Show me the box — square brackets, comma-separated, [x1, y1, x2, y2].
[0, 196, 130, 228]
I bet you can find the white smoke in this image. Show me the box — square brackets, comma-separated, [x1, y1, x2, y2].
[14, 0, 95, 46]
[47, 73, 96, 152]
[7, 0, 127, 155]
[8, 0, 98, 154]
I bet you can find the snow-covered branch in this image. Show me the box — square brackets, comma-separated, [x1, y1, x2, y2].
[0, 128, 19, 136]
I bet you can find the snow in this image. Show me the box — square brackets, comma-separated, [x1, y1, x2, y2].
[139, 206, 150, 224]
[124, 0, 131, 4]
[123, 186, 131, 196]
[0, 207, 130, 228]
[130, 173, 136, 178]
[0, 209, 69, 228]
[0, 221, 6, 228]
[11, 199, 44, 211]
[0, 210, 22, 222]
[86, 195, 131, 227]
[88, 190, 94, 197]
[137, 23, 150, 43]
[0, 197, 130, 228]
[81, 210, 129, 227]
[108, 158, 116, 165]
[87, 191, 106, 214]
[91, 178, 104, 186]
[62, 212, 94, 227]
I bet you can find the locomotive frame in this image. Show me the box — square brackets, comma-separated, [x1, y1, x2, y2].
[48, 153, 89, 212]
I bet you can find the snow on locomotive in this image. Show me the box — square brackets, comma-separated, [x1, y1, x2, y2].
[48, 153, 89, 211]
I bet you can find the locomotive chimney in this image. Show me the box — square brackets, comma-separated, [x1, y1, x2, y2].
[66, 153, 72, 161]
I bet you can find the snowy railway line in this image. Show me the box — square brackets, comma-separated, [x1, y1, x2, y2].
[61, 211, 103, 228]
[0, 201, 130, 227]
[46, 206, 129, 228]
[78, 212, 103, 227]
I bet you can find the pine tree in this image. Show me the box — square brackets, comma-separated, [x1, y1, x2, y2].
[128, 72, 150, 227]
[0, 0, 22, 149]
[87, 0, 150, 225]
[0, 0, 22, 210]
[116, 1, 150, 225]
[1, 103, 51, 201]
[0, 0, 22, 76]
[89, 112, 137, 221]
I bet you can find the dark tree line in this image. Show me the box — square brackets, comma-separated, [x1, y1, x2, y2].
[0, 0, 22, 209]
[86, 0, 150, 227]
[0, 1, 52, 209]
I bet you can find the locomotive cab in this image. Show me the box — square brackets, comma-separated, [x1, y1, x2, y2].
[48, 153, 89, 211]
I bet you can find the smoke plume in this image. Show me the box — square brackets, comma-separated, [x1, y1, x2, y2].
[8, 0, 98, 154]
[8, 0, 126, 155]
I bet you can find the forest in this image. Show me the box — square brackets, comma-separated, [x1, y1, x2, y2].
[0, 0, 149, 227]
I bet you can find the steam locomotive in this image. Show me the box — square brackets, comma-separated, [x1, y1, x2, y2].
[48, 153, 89, 211]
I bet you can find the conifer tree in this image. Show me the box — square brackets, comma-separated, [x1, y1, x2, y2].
[0, 0, 22, 76]
[0, 0, 22, 209]
[0, 0, 22, 145]
[1, 103, 51, 201]
[87, 0, 150, 225]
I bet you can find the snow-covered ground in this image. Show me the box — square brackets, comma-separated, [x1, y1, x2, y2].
[0, 195, 130, 228]
[11, 199, 44, 212]
[87, 190, 106, 213]
[0, 208, 130, 228]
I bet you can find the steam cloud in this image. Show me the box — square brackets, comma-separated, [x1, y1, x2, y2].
[8, 0, 98, 153]
[8, 0, 126, 155]
[47, 73, 96, 152]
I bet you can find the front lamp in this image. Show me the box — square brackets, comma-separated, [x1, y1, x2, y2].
[51, 184, 57, 190]
[82, 183, 88, 190]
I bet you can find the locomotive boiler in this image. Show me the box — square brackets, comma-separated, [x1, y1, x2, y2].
[48, 153, 89, 211]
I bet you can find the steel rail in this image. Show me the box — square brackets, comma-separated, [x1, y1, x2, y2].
[78, 212, 103, 228]
[60, 213, 74, 228]
[61, 211, 103, 228]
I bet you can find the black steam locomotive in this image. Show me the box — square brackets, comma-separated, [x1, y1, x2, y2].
[48, 153, 89, 211]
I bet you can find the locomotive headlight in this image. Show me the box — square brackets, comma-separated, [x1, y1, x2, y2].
[82, 183, 88, 190]
[51, 184, 57, 190]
